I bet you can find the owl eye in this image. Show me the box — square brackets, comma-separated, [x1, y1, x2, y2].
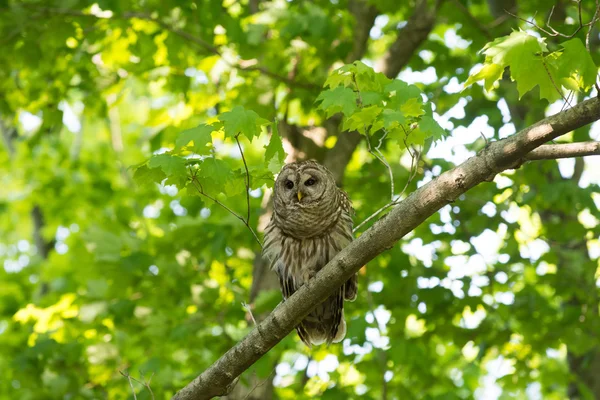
[304, 178, 316, 186]
[285, 180, 294, 189]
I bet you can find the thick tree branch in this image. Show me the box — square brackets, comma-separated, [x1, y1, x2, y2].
[376, 0, 440, 78]
[345, 0, 379, 63]
[525, 141, 600, 160]
[173, 98, 600, 400]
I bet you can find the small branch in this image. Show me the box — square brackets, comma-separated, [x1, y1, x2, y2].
[352, 73, 395, 201]
[587, 0, 600, 51]
[120, 370, 155, 400]
[525, 141, 600, 160]
[450, 0, 492, 39]
[120, 371, 138, 400]
[189, 172, 263, 248]
[353, 144, 421, 233]
[235, 135, 252, 224]
[505, 1, 595, 39]
[376, 0, 439, 78]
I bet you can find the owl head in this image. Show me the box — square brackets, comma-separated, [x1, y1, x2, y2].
[274, 160, 336, 206]
[272, 160, 340, 237]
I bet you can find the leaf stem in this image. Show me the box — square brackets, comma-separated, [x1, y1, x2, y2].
[189, 172, 263, 248]
[235, 135, 252, 224]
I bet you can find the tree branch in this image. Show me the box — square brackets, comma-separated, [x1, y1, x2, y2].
[376, 0, 440, 78]
[172, 97, 600, 400]
[525, 141, 600, 160]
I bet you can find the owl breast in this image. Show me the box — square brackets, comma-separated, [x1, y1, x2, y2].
[262, 196, 354, 346]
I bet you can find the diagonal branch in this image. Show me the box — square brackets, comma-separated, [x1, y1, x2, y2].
[173, 97, 600, 400]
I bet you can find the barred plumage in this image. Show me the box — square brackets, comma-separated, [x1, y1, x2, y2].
[262, 160, 357, 346]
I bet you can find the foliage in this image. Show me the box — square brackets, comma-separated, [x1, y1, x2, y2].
[0, 1, 599, 400]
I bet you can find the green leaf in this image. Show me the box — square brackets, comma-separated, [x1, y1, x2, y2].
[464, 63, 504, 91]
[342, 105, 382, 134]
[133, 165, 166, 187]
[199, 157, 232, 189]
[264, 123, 286, 174]
[148, 154, 187, 183]
[385, 80, 423, 106]
[400, 98, 425, 118]
[218, 106, 269, 140]
[557, 38, 598, 90]
[380, 109, 407, 130]
[417, 115, 446, 141]
[482, 30, 547, 66]
[175, 124, 214, 154]
[316, 86, 358, 117]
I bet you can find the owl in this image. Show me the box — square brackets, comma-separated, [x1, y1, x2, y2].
[262, 160, 357, 346]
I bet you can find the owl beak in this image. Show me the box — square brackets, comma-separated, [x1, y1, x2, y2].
[297, 191, 303, 201]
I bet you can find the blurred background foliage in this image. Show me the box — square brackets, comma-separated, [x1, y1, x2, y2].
[1, 0, 600, 399]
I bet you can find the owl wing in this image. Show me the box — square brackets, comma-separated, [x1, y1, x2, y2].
[339, 189, 358, 302]
[262, 222, 301, 300]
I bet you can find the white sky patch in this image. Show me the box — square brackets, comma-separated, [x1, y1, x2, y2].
[451, 240, 471, 254]
[580, 156, 600, 187]
[59, 101, 82, 133]
[471, 229, 502, 264]
[19, 111, 42, 133]
[557, 158, 575, 178]
[519, 238, 550, 261]
[497, 98, 512, 123]
[476, 356, 515, 400]
[444, 77, 463, 94]
[368, 281, 384, 292]
[459, 306, 485, 329]
[369, 15, 389, 39]
[398, 66, 438, 85]
[546, 99, 568, 116]
[428, 113, 493, 164]
[495, 271, 508, 284]
[500, 203, 520, 223]
[402, 238, 441, 267]
[184, 67, 209, 84]
[170, 199, 188, 216]
[498, 122, 516, 139]
[481, 202, 497, 217]
[419, 49, 435, 64]
[444, 28, 471, 49]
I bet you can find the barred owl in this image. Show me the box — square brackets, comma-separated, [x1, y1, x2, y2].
[262, 160, 357, 346]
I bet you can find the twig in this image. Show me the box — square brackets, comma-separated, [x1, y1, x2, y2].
[235, 135, 252, 224]
[242, 368, 276, 400]
[450, 0, 492, 39]
[587, 0, 600, 51]
[189, 168, 263, 248]
[120, 370, 138, 400]
[351, 72, 395, 201]
[242, 302, 257, 325]
[353, 144, 421, 233]
[505, 1, 593, 39]
[138, 371, 156, 400]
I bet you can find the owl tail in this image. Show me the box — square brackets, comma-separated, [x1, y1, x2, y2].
[296, 287, 346, 347]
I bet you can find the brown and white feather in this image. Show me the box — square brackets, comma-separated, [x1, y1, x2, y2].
[262, 160, 357, 346]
